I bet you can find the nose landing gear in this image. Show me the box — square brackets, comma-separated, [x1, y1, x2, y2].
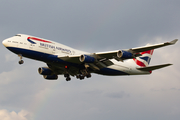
[19, 60, 24, 64]
[18, 54, 24, 64]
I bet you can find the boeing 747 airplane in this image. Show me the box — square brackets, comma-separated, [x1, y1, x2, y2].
[2, 34, 178, 81]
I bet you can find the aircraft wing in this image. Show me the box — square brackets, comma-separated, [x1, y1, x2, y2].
[58, 39, 178, 70]
[130, 39, 178, 52]
[96, 39, 178, 59]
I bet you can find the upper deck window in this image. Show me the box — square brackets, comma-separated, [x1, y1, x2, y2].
[15, 34, 21, 37]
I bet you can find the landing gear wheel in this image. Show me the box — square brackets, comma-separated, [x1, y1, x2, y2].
[64, 74, 71, 81]
[19, 60, 24, 64]
[76, 75, 80, 79]
[64, 74, 69, 78]
[66, 77, 71, 81]
[86, 73, 91, 78]
[79, 75, 85, 80]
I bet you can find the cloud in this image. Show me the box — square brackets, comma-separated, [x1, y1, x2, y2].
[106, 91, 130, 99]
[5, 53, 17, 62]
[0, 109, 30, 120]
[0, 69, 20, 85]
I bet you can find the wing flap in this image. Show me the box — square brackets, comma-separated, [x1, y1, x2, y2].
[58, 55, 81, 64]
[136, 64, 172, 71]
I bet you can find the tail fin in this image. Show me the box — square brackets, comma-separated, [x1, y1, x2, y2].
[133, 49, 154, 67]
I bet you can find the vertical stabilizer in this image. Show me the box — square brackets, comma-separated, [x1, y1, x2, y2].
[133, 49, 154, 67]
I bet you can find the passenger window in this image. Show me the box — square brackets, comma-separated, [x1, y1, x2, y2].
[12, 41, 18, 43]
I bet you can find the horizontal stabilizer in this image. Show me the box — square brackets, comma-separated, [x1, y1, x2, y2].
[137, 64, 172, 71]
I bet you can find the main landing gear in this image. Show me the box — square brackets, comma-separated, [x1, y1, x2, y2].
[64, 74, 71, 81]
[64, 73, 91, 81]
[76, 69, 91, 80]
[76, 73, 91, 80]
[76, 74, 85, 80]
[18, 54, 24, 64]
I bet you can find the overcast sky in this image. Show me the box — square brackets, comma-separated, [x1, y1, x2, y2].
[0, 0, 180, 120]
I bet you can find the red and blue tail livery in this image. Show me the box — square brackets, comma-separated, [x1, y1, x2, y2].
[134, 49, 154, 67]
[2, 34, 178, 81]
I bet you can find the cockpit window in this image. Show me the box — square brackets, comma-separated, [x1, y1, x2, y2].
[15, 34, 21, 37]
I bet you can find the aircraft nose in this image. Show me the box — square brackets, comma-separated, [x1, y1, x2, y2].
[2, 39, 8, 47]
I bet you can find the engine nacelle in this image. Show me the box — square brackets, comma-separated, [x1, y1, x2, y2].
[117, 50, 133, 59]
[43, 75, 58, 80]
[38, 67, 53, 75]
[79, 55, 95, 63]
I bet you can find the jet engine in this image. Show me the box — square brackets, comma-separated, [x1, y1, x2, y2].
[38, 67, 53, 75]
[117, 50, 134, 59]
[79, 55, 95, 63]
[43, 75, 58, 80]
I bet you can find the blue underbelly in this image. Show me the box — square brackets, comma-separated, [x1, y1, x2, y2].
[6, 47, 83, 68]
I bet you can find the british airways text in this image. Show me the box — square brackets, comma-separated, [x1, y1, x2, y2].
[40, 43, 71, 54]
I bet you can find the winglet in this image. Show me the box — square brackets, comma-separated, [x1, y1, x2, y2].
[169, 39, 178, 45]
